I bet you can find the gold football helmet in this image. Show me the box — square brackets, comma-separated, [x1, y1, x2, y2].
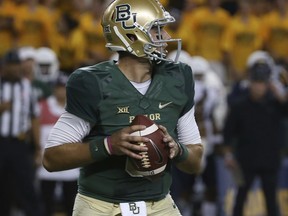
[102, 0, 182, 62]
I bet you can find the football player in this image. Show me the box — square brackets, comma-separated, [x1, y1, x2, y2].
[43, 0, 203, 215]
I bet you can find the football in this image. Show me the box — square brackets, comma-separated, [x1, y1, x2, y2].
[125, 115, 169, 177]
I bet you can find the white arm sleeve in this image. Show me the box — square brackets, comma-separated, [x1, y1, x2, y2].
[177, 107, 202, 145]
[45, 111, 91, 148]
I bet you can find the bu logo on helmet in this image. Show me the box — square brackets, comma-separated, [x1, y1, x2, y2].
[115, 4, 136, 29]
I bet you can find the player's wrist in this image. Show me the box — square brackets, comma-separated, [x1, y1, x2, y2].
[173, 141, 189, 163]
[89, 138, 110, 161]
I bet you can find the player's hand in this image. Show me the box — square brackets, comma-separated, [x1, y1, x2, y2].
[158, 125, 180, 159]
[109, 125, 149, 159]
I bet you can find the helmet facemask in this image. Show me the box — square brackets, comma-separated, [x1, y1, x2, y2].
[141, 11, 182, 62]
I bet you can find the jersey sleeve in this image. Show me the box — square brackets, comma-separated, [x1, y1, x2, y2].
[180, 63, 195, 117]
[65, 69, 102, 125]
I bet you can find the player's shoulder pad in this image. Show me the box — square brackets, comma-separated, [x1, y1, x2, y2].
[71, 60, 115, 76]
[160, 60, 193, 81]
[67, 61, 115, 86]
[65, 62, 116, 123]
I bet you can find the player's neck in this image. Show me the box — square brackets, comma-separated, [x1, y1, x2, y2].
[117, 56, 152, 83]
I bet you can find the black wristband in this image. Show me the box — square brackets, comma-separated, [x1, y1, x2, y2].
[89, 139, 110, 162]
[173, 141, 189, 163]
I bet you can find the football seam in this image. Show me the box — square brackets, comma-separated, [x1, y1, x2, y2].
[130, 124, 158, 136]
[139, 143, 151, 168]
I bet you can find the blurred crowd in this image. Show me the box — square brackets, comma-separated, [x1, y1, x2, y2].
[0, 0, 288, 216]
[1, 0, 288, 83]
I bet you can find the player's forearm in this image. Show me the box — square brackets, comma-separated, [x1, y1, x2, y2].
[175, 143, 203, 174]
[43, 142, 95, 172]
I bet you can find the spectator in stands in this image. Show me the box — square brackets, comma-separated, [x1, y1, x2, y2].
[222, 0, 264, 83]
[0, 0, 18, 58]
[54, 0, 87, 20]
[78, 0, 111, 65]
[14, 0, 52, 48]
[188, 0, 231, 84]
[49, 13, 85, 74]
[172, 0, 203, 56]
[40, 0, 62, 36]
[262, 0, 288, 66]
[252, 0, 273, 18]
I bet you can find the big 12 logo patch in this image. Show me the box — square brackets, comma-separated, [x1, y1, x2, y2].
[115, 4, 136, 29]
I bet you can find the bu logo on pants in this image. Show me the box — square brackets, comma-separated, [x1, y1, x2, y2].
[129, 202, 140, 214]
[120, 201, 146, 216]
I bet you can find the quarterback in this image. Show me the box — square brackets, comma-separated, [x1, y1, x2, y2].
[43, 0, 203, 215]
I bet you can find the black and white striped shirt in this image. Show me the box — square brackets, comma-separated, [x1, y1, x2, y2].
[0, 77, 40, 138]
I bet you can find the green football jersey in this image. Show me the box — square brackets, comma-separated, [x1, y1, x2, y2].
[66, 60, 195, 203]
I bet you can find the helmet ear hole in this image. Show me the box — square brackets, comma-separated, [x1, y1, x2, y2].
[126, 34, 138, 42]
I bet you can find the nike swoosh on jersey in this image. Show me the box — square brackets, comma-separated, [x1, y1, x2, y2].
[159, 102, 172, 109]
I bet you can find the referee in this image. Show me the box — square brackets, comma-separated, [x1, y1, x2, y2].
[0, 49, 41, 216]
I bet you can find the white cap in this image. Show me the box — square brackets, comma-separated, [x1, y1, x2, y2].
[18, 46, 36, 61]
[246, 50, 274, 70]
